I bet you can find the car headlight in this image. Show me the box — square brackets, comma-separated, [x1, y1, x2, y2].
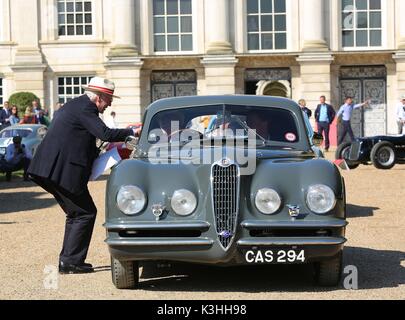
[306, 184, 336, 214]
[171, 189, 197, 216]
[255, 188, 282, 215]
[117, 185, 146, 215]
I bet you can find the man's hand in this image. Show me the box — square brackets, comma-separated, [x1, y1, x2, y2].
[131, 127, 142, 137]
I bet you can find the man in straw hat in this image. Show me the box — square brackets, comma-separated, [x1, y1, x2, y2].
[28, 77, 139, 274]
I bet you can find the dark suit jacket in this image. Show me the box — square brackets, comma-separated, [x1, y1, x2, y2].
[315, 104, 336, 124]
[0, 108, 11, 126]
[28, 95, 133, 194]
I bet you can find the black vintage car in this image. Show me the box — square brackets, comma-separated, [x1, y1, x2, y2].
[336, 135, 405, 170]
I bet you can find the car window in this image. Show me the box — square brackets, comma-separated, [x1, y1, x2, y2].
[0, 129, 33, 139]
[147, 105, 300, 145]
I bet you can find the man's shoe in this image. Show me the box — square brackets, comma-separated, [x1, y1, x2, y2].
[59, 261, 94, 274]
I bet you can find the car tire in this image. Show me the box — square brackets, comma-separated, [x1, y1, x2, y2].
[314, 251, 343, 287]
[370, 141, 396, 170]
[111, 256, 139, 289]
[335, 142, 359, 170]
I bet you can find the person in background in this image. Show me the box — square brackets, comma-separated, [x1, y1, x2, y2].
[20, 107, 38, 124]
[9, 105, 20, 125]
[396, 95, 405, 134]
[105, 111, 117, 129]
[315, 96, 335, 152]
[336, 96, 370, 145]
[0, 101, 11, 129]
[0, 136, 32, 182]
[298, 99, 312, 119]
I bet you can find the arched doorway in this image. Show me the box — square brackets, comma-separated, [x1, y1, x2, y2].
[256, 80, 291, 98]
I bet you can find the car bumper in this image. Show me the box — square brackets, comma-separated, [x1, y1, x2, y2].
[105, 219, 347, 264]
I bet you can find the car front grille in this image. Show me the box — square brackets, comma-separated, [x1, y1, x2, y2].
[211, 162, 240, 250]
[349, 141, 362, 161]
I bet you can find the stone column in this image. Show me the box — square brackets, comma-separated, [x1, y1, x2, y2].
[204, 0, 233, 54]
[108, 0, 138, 57]
[105, 58, 144, 127]
[10, 0, 46, 102]
[106, 0, 142, 126]
[201, 56, 238, 95]
[297, 53, 335, 146]
[300, 0, 328, 51]
[398, 0, 405, 49]
[393, 52, 405, 116]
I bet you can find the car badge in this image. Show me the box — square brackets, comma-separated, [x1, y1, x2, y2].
[219, 230, 233, 239]
[287, 205, 300, 218]
[221, 158, 231, 166]
[152, 204, 166, 221]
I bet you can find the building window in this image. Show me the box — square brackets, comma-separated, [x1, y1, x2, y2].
[342, 0, 382, 47]
[57, 0, 93, 36]
[0, 78, 3, 105]
[247, 0, 287, 50]
[153, 0, 193, 52]
[58, 76, 93, 103]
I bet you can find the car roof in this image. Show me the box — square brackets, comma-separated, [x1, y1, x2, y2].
[145, 95, 301, 114]
[2, 124, 44, 130]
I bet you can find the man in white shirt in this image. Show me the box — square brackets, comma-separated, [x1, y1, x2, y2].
[1, 136, 33, 181]
[105, 111, 117, 129]
[396, 95, 405, 134]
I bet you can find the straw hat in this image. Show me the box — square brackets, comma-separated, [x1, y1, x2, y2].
[82, 77, 120, 99]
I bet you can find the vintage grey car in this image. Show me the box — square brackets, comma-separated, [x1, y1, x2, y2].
[0, 124, 48, 159]
[105, 96, 347, 289]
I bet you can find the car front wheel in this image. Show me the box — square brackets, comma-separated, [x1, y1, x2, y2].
[335, 142, 359, 170]
[111, 256, 139, 289]
[371, 141, 396, 170]
[314, 251, 343, 287]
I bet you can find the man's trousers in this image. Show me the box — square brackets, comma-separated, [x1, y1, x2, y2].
[30, 175, 97, 265]
[338, 120, 355, 145]
[317, 121, 331, 150]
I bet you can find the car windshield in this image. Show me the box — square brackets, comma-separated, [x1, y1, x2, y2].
[0, 129, 33, 139]
[147, 104, 300, 147]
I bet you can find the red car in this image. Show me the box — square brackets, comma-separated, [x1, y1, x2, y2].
[105, 123, 142, 160]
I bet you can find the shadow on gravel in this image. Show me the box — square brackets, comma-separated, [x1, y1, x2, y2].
[0, 180, 37, 191]
[134, 246, 404, 292]
[346, 204, 380, 218]
[0, 192, 56, 214]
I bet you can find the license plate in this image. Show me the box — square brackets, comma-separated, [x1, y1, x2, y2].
[244, 248, 306, 264]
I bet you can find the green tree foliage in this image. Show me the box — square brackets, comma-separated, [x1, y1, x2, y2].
[8, 92, 40, 115]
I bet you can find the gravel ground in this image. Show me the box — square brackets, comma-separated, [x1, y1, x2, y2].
[0, 154, 404, 300]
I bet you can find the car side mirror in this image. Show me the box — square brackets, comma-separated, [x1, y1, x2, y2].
[312, 132, 324, 147]
[125, 136, 139, 151]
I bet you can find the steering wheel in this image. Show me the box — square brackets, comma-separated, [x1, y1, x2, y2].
[168, 129, 204, 143]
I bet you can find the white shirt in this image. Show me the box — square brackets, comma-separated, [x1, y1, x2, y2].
[396, 103, 405, 121]
[105, 116, 117, 129]
[5, 143, 33, 164]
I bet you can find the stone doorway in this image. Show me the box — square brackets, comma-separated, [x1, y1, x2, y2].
[151, 70, 197, 102]
[244, 68, 291, 98]
[256, 80, 291, 97]
[339, 66, 387, 140]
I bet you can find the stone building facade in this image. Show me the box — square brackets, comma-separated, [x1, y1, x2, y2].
[1, 0, 405, 140]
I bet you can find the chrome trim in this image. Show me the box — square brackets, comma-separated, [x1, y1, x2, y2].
[104, 221, 211, 232]
[241, 219, 348, 229]
[210, 158, 241, 251]
[106, 238, 214, 247]
[237, 237, 347, 246]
